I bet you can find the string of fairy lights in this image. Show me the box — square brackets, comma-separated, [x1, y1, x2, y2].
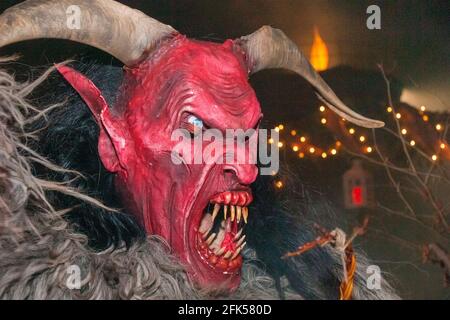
[269, 105, 342, 160]
[386, 105, 447, 161]
[270, 104, 447, 188]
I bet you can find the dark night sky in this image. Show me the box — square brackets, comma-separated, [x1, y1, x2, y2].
[1, 0, 449, 110]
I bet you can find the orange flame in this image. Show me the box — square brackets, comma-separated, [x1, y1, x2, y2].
[310, 27, 329, 71]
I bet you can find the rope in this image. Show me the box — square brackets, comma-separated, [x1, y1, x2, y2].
[339, 245, 356, 300]
[282, 227, 358, 300]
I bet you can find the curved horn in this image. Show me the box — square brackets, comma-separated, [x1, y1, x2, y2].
[0, 0, 176, 66]
[237, 26, 384, 128]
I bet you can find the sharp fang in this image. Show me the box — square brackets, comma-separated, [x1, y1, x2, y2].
[202, 229, 211, 240]
[234, 229, 243, 241]
[231, 205, 235, 221]
[224, 205, 228, 220]
[236, 235, 246, 247]
[242, 207, 248, 224]
[212, 204, 220, 221]
[215, 247, 226, 256]
[223, 250, 232, 259]
[237, 206, 242, 223]
[206, 233, 216, 245]
[231, 247, 242, 260]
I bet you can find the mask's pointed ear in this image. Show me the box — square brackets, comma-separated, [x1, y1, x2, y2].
[56, 64, 108, 123]
[56, 64, 128, 173]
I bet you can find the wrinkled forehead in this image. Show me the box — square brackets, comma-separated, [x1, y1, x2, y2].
[121, 36, 260, 122]
[151, 36, 249, 82]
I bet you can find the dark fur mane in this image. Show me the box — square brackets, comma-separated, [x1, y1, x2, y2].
[30, 61, 145, 250]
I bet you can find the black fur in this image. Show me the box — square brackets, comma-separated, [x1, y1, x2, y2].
[248, 170, 342, 299]
[30, 61, 145, 250]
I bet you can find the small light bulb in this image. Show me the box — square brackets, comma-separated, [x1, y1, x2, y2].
[290, 130, 297, 136]
[275, 180, 283, 188]
[410, 140, 416, 146]
[440, 143, 446, 149]
[387, 107, 393, 113]
[336, 141, 342, 147]
[436, 124, 442, 131]
[300, 136, 306, 143]
[277, 141, 283, 148]
[401, 128, 407, 135]
[319, 106, 326, 112]
[423, 115, 429, 122]
[321, 118, 327, 124]
[274, 127, 280, 132]
[292, 145, 299, 152]
[420, 106, 426, 112]
[349, 128, 355, 135]
[359, 135, 366, 142]
[278, 124, 284, 130]
[309, 147, 315, 154]
[321, 152, 327, 159]
[299, 152, 305, 158]
[396, 113, 402, 119]
[366, 146, 373, 153]
[432, 154, 438, 161]
[268, 138, 274, 144]
[331, 149, 337, 155]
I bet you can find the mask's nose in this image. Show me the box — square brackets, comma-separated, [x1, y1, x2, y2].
[223, 163, 258, 185]
[220, 130, 260, 185]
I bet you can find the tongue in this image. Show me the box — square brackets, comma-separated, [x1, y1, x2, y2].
[220, 219, 237, 252]
[221, 232, 236, 252]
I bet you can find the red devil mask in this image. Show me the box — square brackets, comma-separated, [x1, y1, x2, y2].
[0, 0, 383, 291]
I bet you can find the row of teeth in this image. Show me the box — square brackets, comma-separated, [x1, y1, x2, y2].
[211, 203, 249, 224]
[202, 229, 247, 261]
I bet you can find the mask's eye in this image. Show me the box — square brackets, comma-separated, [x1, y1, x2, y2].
[184, 114, 204, 138]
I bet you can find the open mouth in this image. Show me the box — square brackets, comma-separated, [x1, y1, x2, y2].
[195, 191, 252, 274]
